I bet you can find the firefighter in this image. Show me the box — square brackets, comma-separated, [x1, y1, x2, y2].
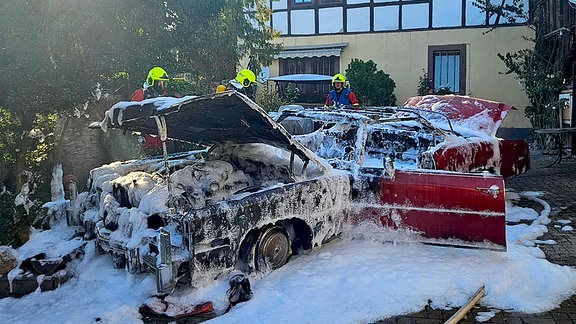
[130, 67, 170, 101]
[227, 69, 257, 100]
[216, 84, 227, 93]
[324, 73, 360, 109]
[129, 67, 171, 152]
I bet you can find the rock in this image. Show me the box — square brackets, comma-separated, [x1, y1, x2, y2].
[0, 246, 17, 275]
[226, 273, 252, 306]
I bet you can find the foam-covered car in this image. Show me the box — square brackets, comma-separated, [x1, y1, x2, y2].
[277, 95, 529, 178]
[275, 95, 530, 250]
[71, 92, 521, 295]
[72, 92, 351, 293]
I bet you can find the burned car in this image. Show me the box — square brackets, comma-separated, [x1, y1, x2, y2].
[277, 95, 529, 178]
[275, 95, 530, 251]
[72, 92, 351, 293]
[71, 92, 522, 296]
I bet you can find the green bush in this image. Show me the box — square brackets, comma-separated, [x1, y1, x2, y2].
[417, 70, 434, 96]
[167, 79, 205, 97]
[345, 59, 396, 106]
[257, 82, 289, 112]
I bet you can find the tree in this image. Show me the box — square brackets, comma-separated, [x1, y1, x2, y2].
[0, 0, 280, 246]
[345, 59, 396, 106]
[473, 0, 571, 130]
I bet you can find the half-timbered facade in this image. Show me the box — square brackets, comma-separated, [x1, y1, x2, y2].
[264, 0, 534, 131]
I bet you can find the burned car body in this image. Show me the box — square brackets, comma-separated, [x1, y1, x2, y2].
[403, 95, 530, 179]
[275, 95, 530, 250]
[73, 92, 351, 293]
[277, 95, 529, 178]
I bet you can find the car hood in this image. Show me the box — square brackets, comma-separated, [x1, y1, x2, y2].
[404, 95, 515, 137]
[95, 91, 316, 164]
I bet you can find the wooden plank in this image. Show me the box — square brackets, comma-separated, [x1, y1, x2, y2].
[444, 286, 485, 324]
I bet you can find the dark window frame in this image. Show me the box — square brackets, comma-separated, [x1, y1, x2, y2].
[274, 0, 526, 36]
[427, 44, 467, 95]
[291, 0, 342, 5]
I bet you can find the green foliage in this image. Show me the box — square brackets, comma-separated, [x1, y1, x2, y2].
[473, 0, 568, 138]
[417, 70, 434, 96]
[0, 0, 280, 115]
[472, 0, 528, 26]
[0, 108, 17, 166]
[0, 188, 18, 246]
[283, 84, 301, 104]
[345, 59, 396, 106]
[167, 79, 204, 97]
[0, 0, 281, 245]
[498, 49, 565, 129]
[258, 83, 284, 112]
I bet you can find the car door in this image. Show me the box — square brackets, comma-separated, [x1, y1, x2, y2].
[353, 169, 506, 250]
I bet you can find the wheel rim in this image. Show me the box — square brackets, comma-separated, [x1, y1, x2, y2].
[258, 227, 290, 270]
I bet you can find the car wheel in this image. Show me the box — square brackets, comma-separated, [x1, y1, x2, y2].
[255, 226, 291, 272]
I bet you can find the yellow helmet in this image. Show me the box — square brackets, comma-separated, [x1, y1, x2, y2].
[216, 84, 227, 93]
[332, 73, 346, 85]
[235, 69, 256, 88]
[146, 67, 169, 86]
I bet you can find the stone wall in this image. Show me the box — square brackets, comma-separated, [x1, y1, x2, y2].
[54, 96, 143, 191]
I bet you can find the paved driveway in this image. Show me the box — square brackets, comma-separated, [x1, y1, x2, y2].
[376, 150, 576, 324]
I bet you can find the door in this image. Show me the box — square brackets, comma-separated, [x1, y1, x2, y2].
[354, 169, 506, 250]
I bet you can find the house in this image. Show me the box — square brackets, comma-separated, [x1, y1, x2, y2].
[264, 0, 534, 136]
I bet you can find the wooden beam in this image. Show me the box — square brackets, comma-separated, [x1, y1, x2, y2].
[444, 286, 485, 324]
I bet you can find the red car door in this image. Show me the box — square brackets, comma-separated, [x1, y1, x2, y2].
[354, 169, 506, 250]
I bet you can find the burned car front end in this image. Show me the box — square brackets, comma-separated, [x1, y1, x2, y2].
[72, 92, 351, 293]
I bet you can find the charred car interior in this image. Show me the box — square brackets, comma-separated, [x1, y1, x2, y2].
[275, 95, 530, 179]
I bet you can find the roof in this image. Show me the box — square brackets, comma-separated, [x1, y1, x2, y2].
[268, 74, 333, 83]
[274, 43, 348, 59]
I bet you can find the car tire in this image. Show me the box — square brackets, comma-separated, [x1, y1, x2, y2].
[255, 226, 292, 272]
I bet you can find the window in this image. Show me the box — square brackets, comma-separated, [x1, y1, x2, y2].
[275, 0, 526, 35]
[432, 0, 462, 28]
[402, 3, 429, 29]
[428, 45, 466, 94]
[293, 0, 342, 4]
[319, 7, 343, 34]
[279, 56, 339, 103]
